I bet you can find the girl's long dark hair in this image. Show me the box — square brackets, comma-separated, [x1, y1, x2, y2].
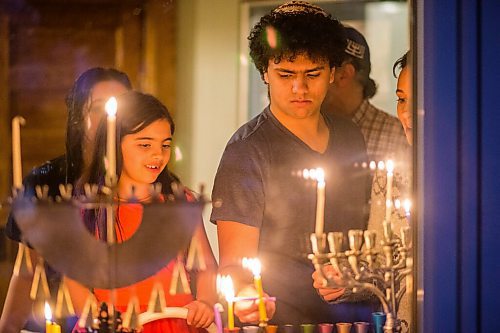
[65, 67, 132, 183]
[79, 91, 178, 239]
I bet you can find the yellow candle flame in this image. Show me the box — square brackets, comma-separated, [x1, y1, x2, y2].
[218, 275, 235, 302]
[44, 302, 52, 321]
[242, 257, 261, 277]
[217, 275, 235, 329]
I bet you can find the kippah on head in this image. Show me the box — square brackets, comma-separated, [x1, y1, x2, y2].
[272, 1, 328, 16]
[344, 26, 371, 69]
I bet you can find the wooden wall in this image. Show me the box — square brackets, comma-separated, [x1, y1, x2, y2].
[0, 0, 177, 315]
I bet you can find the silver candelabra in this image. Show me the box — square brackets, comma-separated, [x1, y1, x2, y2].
[308, 222, 412, 333]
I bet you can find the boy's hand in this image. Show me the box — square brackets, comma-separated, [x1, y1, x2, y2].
[312, 265, 345, 302]
[184, 300, 214, 328]
[234, 284, 276, 323]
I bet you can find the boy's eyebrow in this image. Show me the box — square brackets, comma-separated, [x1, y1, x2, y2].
[274, 66, 325, 73]
[396, 89, 404, 94]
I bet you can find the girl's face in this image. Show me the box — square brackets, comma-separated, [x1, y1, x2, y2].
[119, 119, 172, 193]
[396, 66, 412, 145]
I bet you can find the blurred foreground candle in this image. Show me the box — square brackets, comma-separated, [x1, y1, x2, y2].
[385, 160, 394, 222]
[11, 116, 26, 188]
[105, 97, 117, 182]
[214, 303, 224, 333]
[219, 275, 235, 329]
[242, 258, 267, 325]
[45, 302, 61, 333]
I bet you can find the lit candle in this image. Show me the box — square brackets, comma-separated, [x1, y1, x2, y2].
[385, 160, 394, 222]
[242, 258, 267, 324]
[105, 97, 117, 182]
[11, 116, 26, 188]
[105, 97, 117, 244]
[315, 168, 326, 236]
[45, 302, 61, 333]
[218, 275, 235, 329]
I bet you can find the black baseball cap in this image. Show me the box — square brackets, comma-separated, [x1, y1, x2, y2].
[344, 26, 371, 72]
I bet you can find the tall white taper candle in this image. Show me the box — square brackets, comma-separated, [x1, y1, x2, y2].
[315, 168, 326, 236]
[12, 116, 26, 188]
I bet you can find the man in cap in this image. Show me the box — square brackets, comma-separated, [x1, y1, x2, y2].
[322, 26, 409, 162]
[211, 1, 375, 326]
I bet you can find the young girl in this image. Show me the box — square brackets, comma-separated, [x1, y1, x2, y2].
[67, 91, 217, 332]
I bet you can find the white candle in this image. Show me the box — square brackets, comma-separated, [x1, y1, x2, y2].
[12, 116, 26, 188]
[385, 160, 394, 222]
[105, 98, 117, 244]
[315, 168, 326, 236]
[105, 97, 117, 181]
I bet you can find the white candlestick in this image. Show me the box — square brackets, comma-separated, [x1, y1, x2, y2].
[315, 168, 326, 236]
[385, 160, 394, 222]
[105, 98, 117, 244]
[105, 97, 117, 181]
[12, 116, 26, 188]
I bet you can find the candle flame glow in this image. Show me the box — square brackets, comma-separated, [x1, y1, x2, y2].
[302, 168, 325, 182]
[315, 168, 325, 183]
[403, 199, 412, 215]
[394, 199, 401, 209]
[377, 161, 385, 170]
[44, 302, 52, 321]
[217, 275, 235, 302]
[242, 257, 262, 277]
[386, 160, 394, 174]
[105, 97, 117, 117]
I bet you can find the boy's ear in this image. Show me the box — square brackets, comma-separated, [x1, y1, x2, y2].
[329, 67, 336, 84]
[264, 72, 269, 84]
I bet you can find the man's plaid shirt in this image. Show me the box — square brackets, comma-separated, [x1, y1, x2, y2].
[351, 99, 409, 162]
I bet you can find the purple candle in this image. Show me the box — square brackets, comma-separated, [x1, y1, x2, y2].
[214, 303, 224, 333]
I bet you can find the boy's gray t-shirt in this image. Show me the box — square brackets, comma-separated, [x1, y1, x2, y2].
[211, 107, 374, 325]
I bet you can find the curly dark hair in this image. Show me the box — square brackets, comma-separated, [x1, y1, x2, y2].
[248, 5, 346, 80]
[393, 51, 409, 78]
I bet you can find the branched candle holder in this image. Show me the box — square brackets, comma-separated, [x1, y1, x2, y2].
[307, 223, 412, 333]
[6, 181, 214, 332]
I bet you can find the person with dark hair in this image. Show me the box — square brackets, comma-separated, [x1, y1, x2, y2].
[1, 67, 132, 333]
[393, 51, 412, 145]
[66, 91, 217, 332]
[211, 1, 373, 326]
[322, 26, 408, 162]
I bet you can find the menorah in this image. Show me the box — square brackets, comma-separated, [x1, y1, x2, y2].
[307, 222, 412, 333]
[8, 182, 215, 333]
